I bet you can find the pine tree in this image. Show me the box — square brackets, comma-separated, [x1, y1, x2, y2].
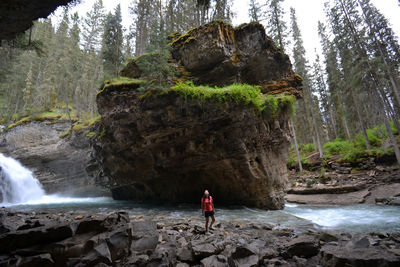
[290, 8, 324, 158]
[265, 0, 287, 51]
[102, 4, 124, 79]
[248, 0, 263, 22]
[22, 63, 34, 110]
[357, 0, 400, 113]
[327, 0, 400, 164]
[81, 0, 105, 53]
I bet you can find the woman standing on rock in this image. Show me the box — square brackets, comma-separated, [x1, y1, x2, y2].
[201, 190, 215, 233]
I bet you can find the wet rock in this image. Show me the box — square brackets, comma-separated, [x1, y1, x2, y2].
[286, 189, 370, 205]
[16, 253, 54, 267]
[149, 242, 177, 266]
[201, 254, 228, 267]
[0, 223, 75, 253]
[126, 253, 149, 266]
[376, 197, 400, 206]
[287, 183, 366, 195]
[293, 256, 308, 267]
[318, 232, 339, 243]
[228, 245, 259, 267]
[191, 240, 221, 260]
[259, 248, 278, 260]
[17, 220, 44, 231]
[177, 247, 194, 262]
[281, 236, 320, 258]
[107, 228, 132, 261]
[263, 258, 290, 266]
[320, 245, 400, 266]
[347, 236, 370, 249]
[130, 221, 158, 252]
[81, 242, 112, 266]
[1, 122, 107, 197]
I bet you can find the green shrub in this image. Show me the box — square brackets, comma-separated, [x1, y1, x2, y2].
[323, 138, 353, 158]
[299, 143, 315, 154]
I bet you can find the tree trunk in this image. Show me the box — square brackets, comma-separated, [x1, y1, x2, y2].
[351, 91, 371, 149]
[343, 116, 351, 140]
[290, 119, 303, 172]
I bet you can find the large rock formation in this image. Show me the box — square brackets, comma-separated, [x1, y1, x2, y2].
[0, 0, 75, 41]
[0, 122, 107, 197]
[123, 21, 302, 98]
[96, 21, 302, 210]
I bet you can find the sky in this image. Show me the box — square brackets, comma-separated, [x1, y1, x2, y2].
[53, 0, 400, 62]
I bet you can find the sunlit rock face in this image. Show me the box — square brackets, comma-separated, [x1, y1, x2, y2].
[96, 21, 302, 210]
[0, 0, 74, 41]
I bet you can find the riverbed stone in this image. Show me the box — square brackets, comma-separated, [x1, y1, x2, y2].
[107, 228, 132, 261]
[131, 220, 158, 252]
[81, 241, 112, 266]
[177, 247, 194, 262]
[320, 245, 400, 266]
[228, 245, 259, 267]
[282, 236, 320, 258]
[0, 223, 75, 253]
[16, 253, 54, 267]
[201, 254, 228, 267]
[191, 240, 221, 260]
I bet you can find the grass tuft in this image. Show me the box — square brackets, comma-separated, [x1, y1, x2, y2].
[170, 81, 295, 115]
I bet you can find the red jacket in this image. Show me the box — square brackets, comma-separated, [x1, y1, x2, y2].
[202, 196, 213, 212]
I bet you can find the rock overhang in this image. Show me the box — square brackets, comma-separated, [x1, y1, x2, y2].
[0, 0, 76, 41]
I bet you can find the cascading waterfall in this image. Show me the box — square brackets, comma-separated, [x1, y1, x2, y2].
[0, 152, 45, 204]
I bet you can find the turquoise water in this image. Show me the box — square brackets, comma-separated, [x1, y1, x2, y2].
[4, 198, 400, 233]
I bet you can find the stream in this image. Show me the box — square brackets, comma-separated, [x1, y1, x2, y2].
[3, 198, 400, 234]
[1, 152, 400, 234]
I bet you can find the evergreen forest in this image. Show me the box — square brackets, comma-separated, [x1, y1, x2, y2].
[1, 0, 400, 168]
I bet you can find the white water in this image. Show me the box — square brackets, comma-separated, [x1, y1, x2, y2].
[1, 153, 399, 233]
[0, 152, 101, 206]
[0, 153, 45, 204]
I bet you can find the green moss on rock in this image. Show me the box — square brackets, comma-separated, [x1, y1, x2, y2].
[169, 81, 295, 116]
[97, 77, 144, 96]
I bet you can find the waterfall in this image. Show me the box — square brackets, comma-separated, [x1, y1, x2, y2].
[0, 153, 45, 204]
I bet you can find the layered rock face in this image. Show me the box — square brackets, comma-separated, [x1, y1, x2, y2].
[0, 123, 107, 197]
[96, 21, 302, 210]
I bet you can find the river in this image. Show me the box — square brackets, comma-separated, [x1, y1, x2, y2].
[3, 197, 400, 234]
[1, 152, 400, 234]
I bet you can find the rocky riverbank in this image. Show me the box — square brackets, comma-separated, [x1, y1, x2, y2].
[0, 208, 399, 266]
[286, 159, 400, 206]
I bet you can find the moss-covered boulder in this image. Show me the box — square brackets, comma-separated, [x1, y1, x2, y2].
[120, 21, 302, 98]
[97, 21, 302, 210]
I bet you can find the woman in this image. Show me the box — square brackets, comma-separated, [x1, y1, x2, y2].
[201, 189, 215, 233]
